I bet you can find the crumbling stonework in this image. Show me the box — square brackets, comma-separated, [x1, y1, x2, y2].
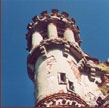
[26, 9, 109, 107]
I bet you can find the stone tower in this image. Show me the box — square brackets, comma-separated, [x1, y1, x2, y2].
[26, 9, 109, 107]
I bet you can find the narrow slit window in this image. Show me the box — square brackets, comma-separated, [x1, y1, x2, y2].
[67, 80, 74, 91]
[58, 73, 66, 84]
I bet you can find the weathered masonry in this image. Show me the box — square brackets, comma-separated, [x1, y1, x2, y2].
[26, 9, 109, 107]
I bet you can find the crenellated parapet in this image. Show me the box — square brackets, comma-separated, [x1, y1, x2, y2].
[26, 9, 81, 51]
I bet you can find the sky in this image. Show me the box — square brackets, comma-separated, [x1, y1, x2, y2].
[1, 0, 109, 107]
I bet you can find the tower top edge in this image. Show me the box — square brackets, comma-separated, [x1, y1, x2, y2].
[25, 9, 81, 51]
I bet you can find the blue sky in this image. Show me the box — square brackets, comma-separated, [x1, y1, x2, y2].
[1, 0, 109, 107]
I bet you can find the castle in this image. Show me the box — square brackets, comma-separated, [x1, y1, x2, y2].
[26, 9, 109, 107]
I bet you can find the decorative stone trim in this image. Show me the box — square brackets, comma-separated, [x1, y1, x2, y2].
[34, 92, 89, 107]
[39, 45, 47, 59]
[77, 58, 86, 71]
[88, 68, 96, 82]
[28, 38, 85, 64]
[63, 43, 70, 57]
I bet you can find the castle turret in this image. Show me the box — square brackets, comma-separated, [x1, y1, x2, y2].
[26, 9, 109, 107]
